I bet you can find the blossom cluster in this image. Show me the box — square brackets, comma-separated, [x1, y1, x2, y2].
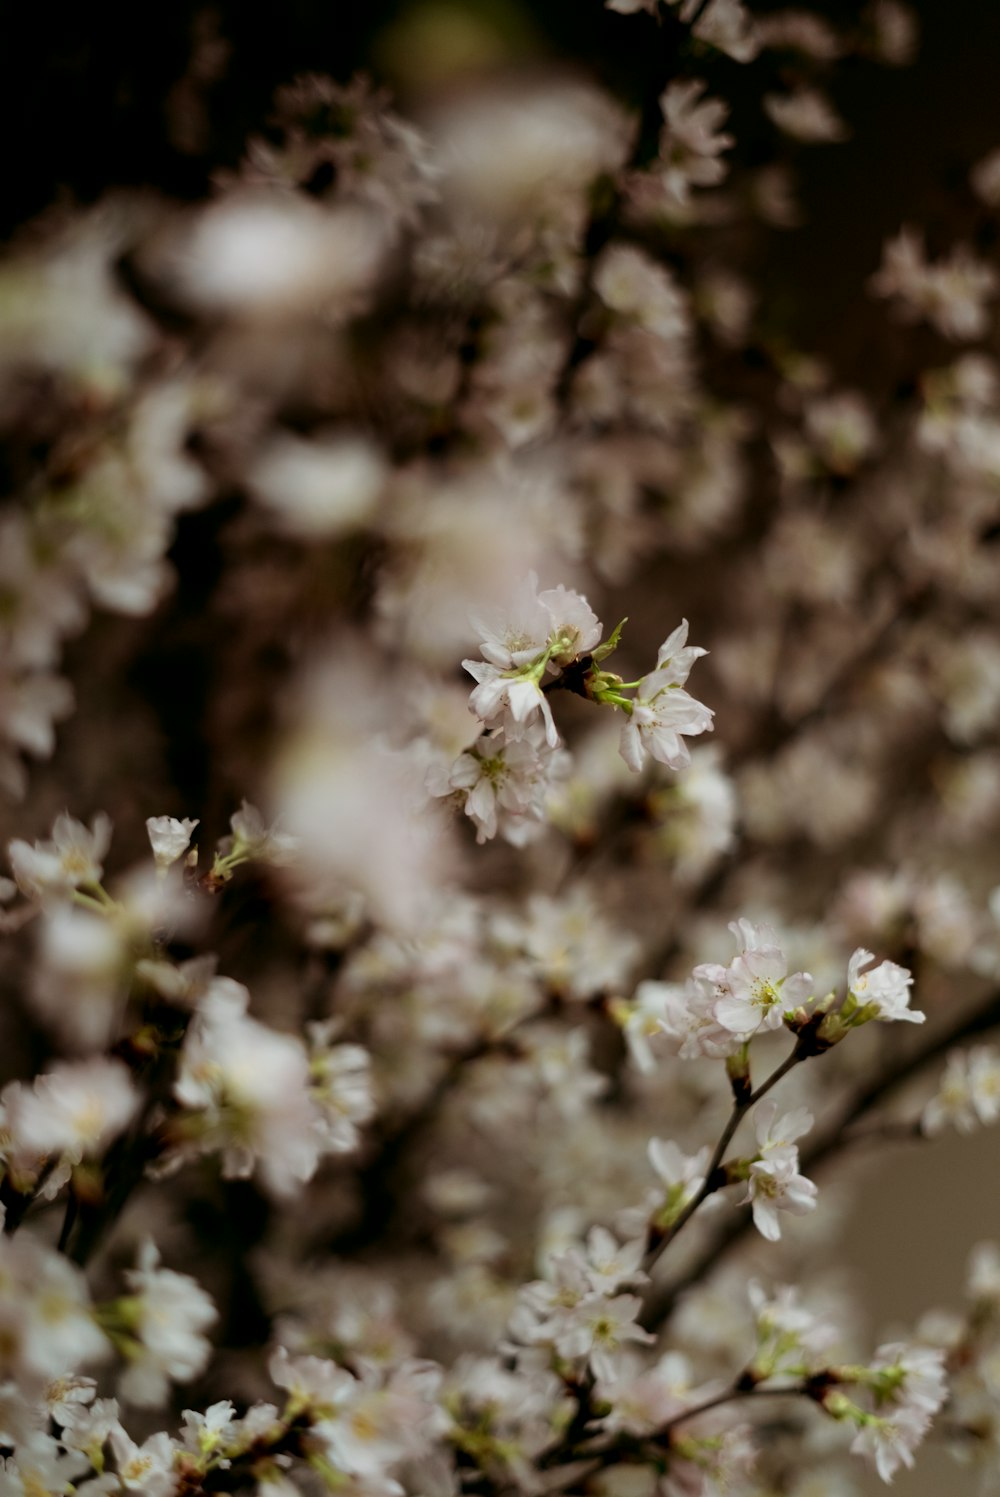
[3, 5, 1000, 1497]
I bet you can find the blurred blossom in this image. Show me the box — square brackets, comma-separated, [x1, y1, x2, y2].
[271, 653, 458, 933]
[246, 431, 387, 539]
[150, 193, 390, 318]
[764, 87, 849, 143]
[428, 77, 633, 234]
[376, 458, 584, 664]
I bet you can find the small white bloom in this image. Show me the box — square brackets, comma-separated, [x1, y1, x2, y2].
[227, 800, 298, 864]
[109, 1427, 177, 1497]
[4, 1057, 139, 1193]
[850, 1405, 930, 1483]
[620, 677, 714, 774]
[9, 812, 112, 901]
[743, 1101, 817, 1242]
[145, 816, 198, 869]
[118, 1240, 217, 1408]
[439, 723, 561, 845]
[0, 1235, 110, 1383]
[308, 1031, 376, 1152]
[463, 659, 560, 747]
[922, 1045, 1000, 1135]
[175, 994, 322, 1197]
[847, 949, 923, 1023]
[554, 1293, 654, 1381]
[869, 1341, 947, 1418]
[696, 919, 813, 1037]
[180, 1400, 237, 1456]
[746, 1154, 818, 1242]
[654, 619, 708, 682]
[650, 974, 745, 1060]
[648, 1139, 710, 1226]
[538, 584, 602, 665]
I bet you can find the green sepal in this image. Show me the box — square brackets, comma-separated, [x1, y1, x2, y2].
[591, 617, 628, 664]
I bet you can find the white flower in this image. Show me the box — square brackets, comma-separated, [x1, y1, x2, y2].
[4, 1057, 139, 1191]
[746, 1154, 818, 1242]
[0, 1235, 110, 1384]
[847, 949, 923, 1023]
[747, 1281, 839, 1373]
[29, 904, 126, 1051]
[108, 1427, 177, 1497]
[870, 229, 997, 341]
[469, 574, 553, 671]
[9, 812, 112, 901]
[174, 985, 322, 1196]
[44, 1375, 97, 1430]
[649, 974, 745, 1060]
[311, 1361, 447, 1479]
[269, 1345, 355, 1410]
[577, 1227, 647, 1294]
[623, 981, 687, 1072]
[463, 577, 603, 748]
[145, 816, 198, 869]
[594, 245, 690, 338]
[967, 1241, 1000, 1304]
[619, 621, 713, 773]
[743, 1102, 817, 1242]
[648, 1139, 710, 1227]
[246, 431, 386, 540]
[850, 1405, 930, 1483]
[493, 886, 639, 1001]
[695, 919, 814, 1037]
[922, 1045, 1000, 1135]
[438, 723, 561, 845]
[463, 658, 560, 747]
[594, 1350, 695, 1437]
[180, 1400, 237, 1456]
[307, 1031, 376, 1152]
[227, 800, 298, 864]
[553, 1293, 654, 1381]
[0, 1429, 92, 1497]
[58, 1394, 122, 1452]
[118, 1240, 217, 1408]
[619, 677, 714, 773]
[654, 619, 708, 683]
[538, 584, 602, 665]
[868, 1342, 947, 1418]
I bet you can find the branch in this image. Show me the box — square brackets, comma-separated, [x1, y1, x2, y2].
[641, 986, 1000, 1329]
[642, 1043, 805, 1275]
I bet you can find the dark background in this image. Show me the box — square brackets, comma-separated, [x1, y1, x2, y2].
[4, 0, 1000, 371]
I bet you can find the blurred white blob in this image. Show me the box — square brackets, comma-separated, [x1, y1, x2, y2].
[0, 201, 156, 396]
[376, 457, 584, 665]
[427, 77, 632, 224]
[246, 431, 387, 539]
[270, 652, 458, 934]
[156, 193, 389, 318]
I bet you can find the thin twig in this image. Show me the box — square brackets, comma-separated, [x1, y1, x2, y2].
[641, 987, 1000, 1330]
[642, 1044, 804, 1274]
